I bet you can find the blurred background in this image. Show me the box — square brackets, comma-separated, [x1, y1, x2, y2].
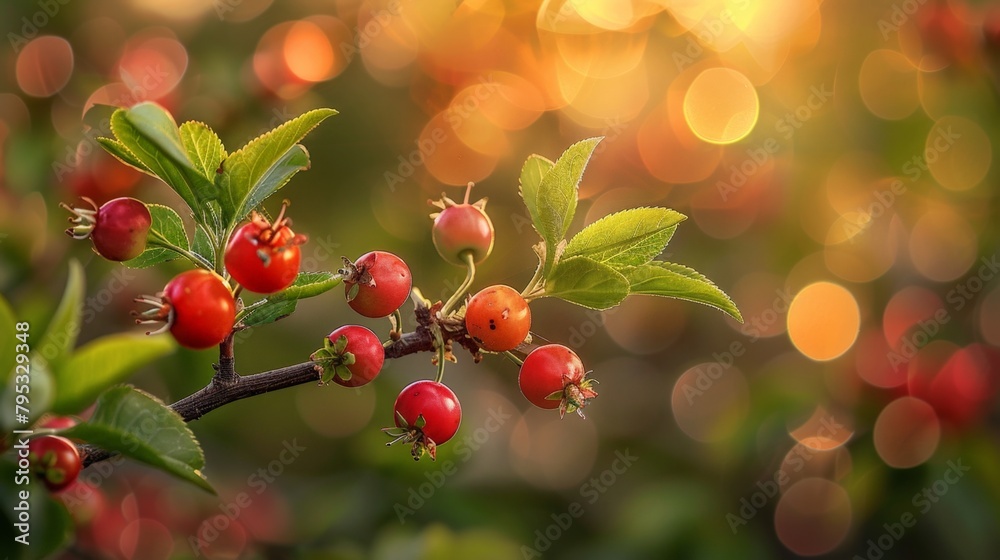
[2, 0, 1000, 558]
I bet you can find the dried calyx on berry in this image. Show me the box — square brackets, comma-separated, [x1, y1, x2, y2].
[383, 380, 462, 461]
[225, 201, 307, 294]
[518, 344, 599, 419]
[60, 197, 99, 239]
[60, 196, 152, 261]
[243, 204, 306, 262]
[339, 251, 412, 318]
[132, 270, 236, 350]
[383, 412, 438, 461]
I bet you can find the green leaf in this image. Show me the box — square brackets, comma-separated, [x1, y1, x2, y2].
[61, 386, 213, 493]
[35, 261, 84, 370]
[0, 293, 15, 386]
[96, 137, 153, 175]
[123, 204, 190, 269]
[543, 256, 629, 310]
[109, 103, 218, 220]
[82, 102, 118, 131]
[266, 271, 342, 303]
[625, 261, 742, 322]
[518, 154, 554, 237]
[179, 120, 227, 179]
[534, 138, 602, 273]
[52, 334, 175, 414]
[238, 272, 342, 328]
[564, 208, 686, 268]
[235, 144, 311, 224]
[240, 300, 296, 328]
[192, 224, 217, 264]
[219, 108, 336, 226]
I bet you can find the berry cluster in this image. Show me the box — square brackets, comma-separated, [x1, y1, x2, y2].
[55, 178, 596, 474]
[311, 182, 598, 460]
[43, 104, 737, 498]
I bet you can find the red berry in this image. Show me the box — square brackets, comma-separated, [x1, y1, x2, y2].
[62, 197, 151, 261]
[318, 325, 385, 387]
[29, 435, 82, 492]
[518, 344, 597, 418]
[430, 183, 494, 266]
[134, 270, 235, 350]
[464, 285, 531, 352]
[384, 380, 461, 460]
[225, 206, 306, 294]
[342, 251, 412, 318]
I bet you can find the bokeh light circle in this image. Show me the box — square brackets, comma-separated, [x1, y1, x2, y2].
[787, 282, 860, 361]
[16, 36, 74, 98]
[908, 207, 977, 282]
[774, 478, 852, 556]
[858, 50, 919, 120]
[509, 409, 598, 489]
[284, 20, 338, 82]
[978, 287, 1000, 347]
[873, 396, 940, 468]
[671, 364, 750, 442]
[682, 67, 760, 145]
[925, 116, 991, 191]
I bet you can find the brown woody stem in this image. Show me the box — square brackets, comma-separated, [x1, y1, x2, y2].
[80, 327, 453, 468]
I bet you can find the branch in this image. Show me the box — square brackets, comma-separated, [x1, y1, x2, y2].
[79, 325, 458, 467]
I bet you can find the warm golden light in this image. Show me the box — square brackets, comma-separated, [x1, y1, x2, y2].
[284, 21, 337, 82]
[787, 282, 860, 361]
[682, 67, 759, 145]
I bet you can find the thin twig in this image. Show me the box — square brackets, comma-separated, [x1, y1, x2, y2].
[80, 327, 458, 468]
